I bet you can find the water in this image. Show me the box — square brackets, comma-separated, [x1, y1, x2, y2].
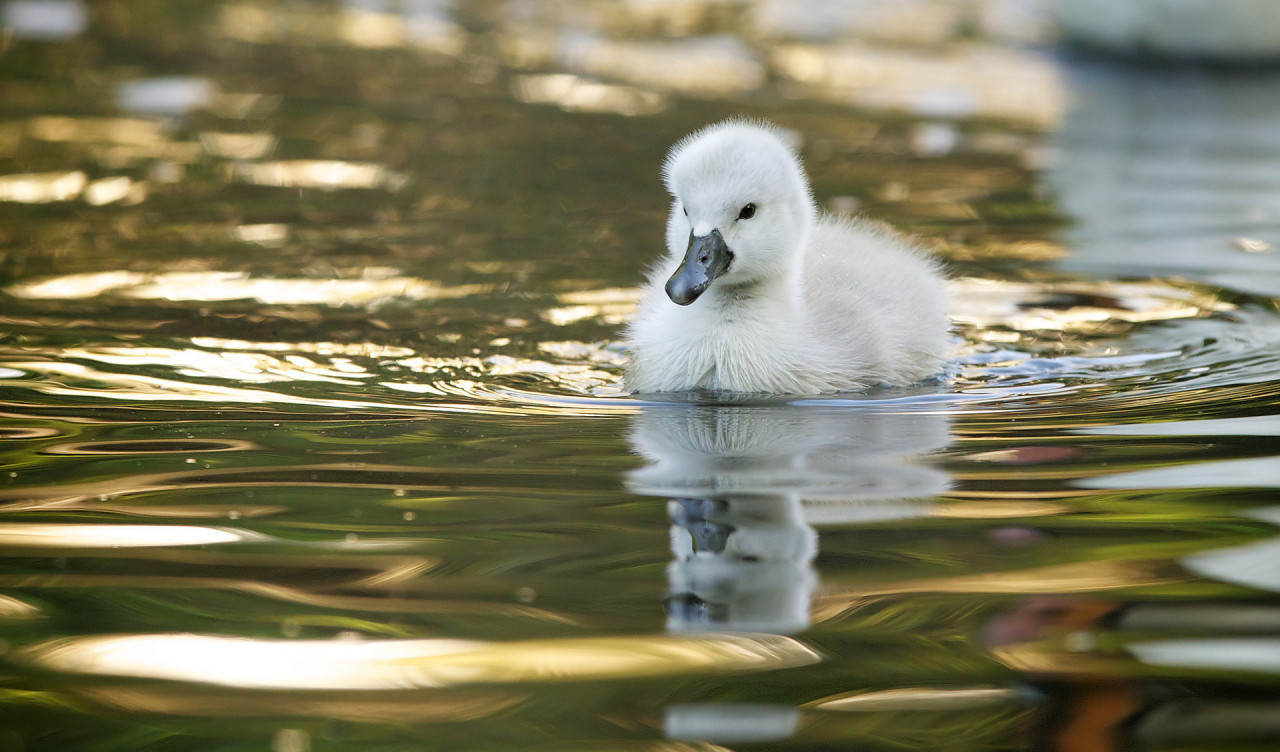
[3, 2, 1280, 750]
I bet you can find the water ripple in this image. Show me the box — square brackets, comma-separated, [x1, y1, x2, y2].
[0, 271, 1277, 423]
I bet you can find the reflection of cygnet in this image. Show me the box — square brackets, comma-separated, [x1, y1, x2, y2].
[628, 404, 951, 635]
[629, 404, 952, 511]
[665, 496, 817, 635]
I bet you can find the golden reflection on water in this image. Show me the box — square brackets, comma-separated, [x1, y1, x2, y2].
[945, 240, 1068, 263]
[812, 559, 1175, 624]
[8, 499, 285, 520]
[27, 115, 167, 146]
[808, 686, 1020, 712]
[991, 642, 1128, 676]
[544, 288, 642, 327]
[76, 684, 527, 722]
[489, 0, 1062, 126]
[218, 1, 466, 56]
[232, 223, 289, 245]
[0, 426, 61, 439]
[0, 593, 42, 620]
[564, 36, 766, 96]
[538, 340, 628, 367]
[200, 131, 276, 160]
[0, 171, 86, 203]
[0, 523, 255, 548]
[512, 74, 669, 117]
[951, 277, 1234, 338]
[1, 357, 633, 416]
[232, 160, 406, 191]
[83, 176, 142, 205]
[191, 337, 415, 358]
[774, 42, 1064, 126]
[23, 632, 821, 690]
[929, 500, 1067, 519]
[42, 438, 256, 455]
[1, 359, 399, 408]
[76, 346, 375, 385]
[24, 114, 203, 167]
[6, 270, 490, 304]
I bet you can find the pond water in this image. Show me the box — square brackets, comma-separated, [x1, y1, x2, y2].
[3, 2, 1280, 751]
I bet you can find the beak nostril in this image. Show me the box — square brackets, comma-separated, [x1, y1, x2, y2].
[669, 228, 729, 305]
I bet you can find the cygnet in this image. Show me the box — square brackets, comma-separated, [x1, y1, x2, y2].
[625, 119, 949, 394]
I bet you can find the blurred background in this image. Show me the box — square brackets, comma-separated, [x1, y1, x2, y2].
[4, 0, 1280, 296]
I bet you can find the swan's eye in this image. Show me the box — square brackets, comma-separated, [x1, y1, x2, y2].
[737, 203, 756, 220]
[682, 205, 688, 217]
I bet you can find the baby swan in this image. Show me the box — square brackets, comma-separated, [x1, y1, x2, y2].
[625, 120, 949, 394]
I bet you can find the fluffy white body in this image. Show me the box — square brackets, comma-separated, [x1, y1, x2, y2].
[625, 120, 949, 394]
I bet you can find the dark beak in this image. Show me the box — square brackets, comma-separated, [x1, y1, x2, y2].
[665, 229, 732, 306]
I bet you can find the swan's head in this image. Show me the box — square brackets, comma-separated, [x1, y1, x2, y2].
[661, 120, 817, 306]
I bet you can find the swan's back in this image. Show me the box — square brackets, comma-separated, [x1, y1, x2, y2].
[803, 217, 949, 384]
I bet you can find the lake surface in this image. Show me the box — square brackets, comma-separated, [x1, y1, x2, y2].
[3, 2, 1280, 750]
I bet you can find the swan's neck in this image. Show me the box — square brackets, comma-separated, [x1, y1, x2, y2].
[708, 246, 807, 321]
[713, 274, 801, 317]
